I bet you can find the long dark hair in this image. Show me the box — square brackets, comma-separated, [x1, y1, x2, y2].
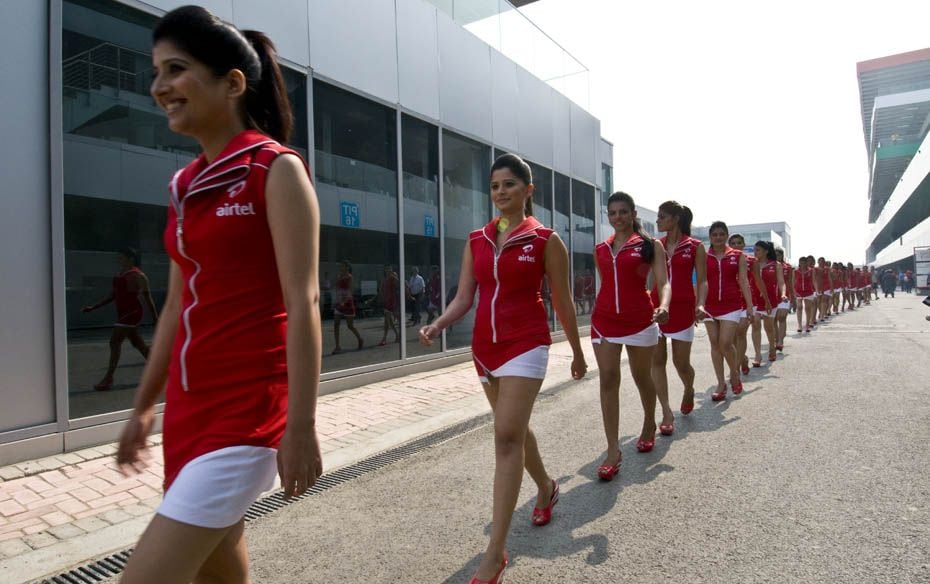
[755, 240, 776, 261]
[710, 221, 729, 237]
[491, 153, 534, 216]
[153, 5, 293, 143]
[607, 191, 654, 263]
[120, 247, 140, 267]
[658, 200, 693, 236]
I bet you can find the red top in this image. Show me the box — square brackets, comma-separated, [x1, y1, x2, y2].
[592, 233, 655, 338]
[651, 235, 701, 333]
[782, 262, 794, 298]
[333, 273, 355, 316]
[381, 273, 399, 312]
[705, 247, 744, 316]
[113, 267, 144, 326]
[794, 267, 815, 297]
[162, 130, 309, 489]
[469, 216, 553, 372]
[759, 260, 780, 309]
[819, 266, 832, 291]
[429, 272, 441, 306]
[860, 270, 870, 288]
[747, 255, 763, 309]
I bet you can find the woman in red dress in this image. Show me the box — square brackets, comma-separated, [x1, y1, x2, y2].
[115, 7, 322, 582]
[331, 260, 364, 354]
[794, 256, 817, 333]
[650, 201, 706, 429]
[702, 222, 754, 401]
[420, 154, 586, 584]
[592, 192, 670, 472]
[753, 241, 784, 363]
[82, 247, 158, 390]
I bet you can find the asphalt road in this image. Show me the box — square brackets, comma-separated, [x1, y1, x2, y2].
[87, 295, 930, 583]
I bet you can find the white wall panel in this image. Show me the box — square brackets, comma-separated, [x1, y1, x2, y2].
[308, 0, 398, 104]
[551, 92, 572, 175]
[515, 66, 553, 167]
[570, 103, 598, 183]
[396, 0, 440, 121]
[490, 50, 518, 152]
[145, 0, 232, 20]
[0, 0, 55, 433]
[232, 0, 309, 66]
[437, 13, 492, 142]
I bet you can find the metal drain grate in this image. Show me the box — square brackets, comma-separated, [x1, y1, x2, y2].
[37, 413, 494, 583]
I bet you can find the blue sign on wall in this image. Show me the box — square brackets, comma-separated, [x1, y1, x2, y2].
[424, 214, 435, 237]
[340, 201, 360, 228]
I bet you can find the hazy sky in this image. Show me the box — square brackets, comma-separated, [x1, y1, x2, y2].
[516, 0, 930, 262]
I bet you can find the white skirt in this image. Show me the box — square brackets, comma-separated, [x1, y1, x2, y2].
[477, 345, 549, 383]
[592, 323, 660, 347]
[704, 308, 742, 323]
[158, 445, 278, 529]
[660, 325, 695, 343]
[798, 294, 816, 301]
[777, 301, 792, 310]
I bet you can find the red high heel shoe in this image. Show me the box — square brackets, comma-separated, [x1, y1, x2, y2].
[469, 555, 508, 584]
[711, 386, 727, 401]
[531, 480, 559, 526]
[597, 457, 622, 481]
[752, 359, 762, 368]
[636, 436, 655, 453]
[681, 393, 695, 415]
[768, 353, 777, 362]
[776, 344, 784, 352]
[659, 421, 674, 436]
[731, 381, 744, 396]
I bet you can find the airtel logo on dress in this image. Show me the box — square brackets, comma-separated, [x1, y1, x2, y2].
[216, 202, 256, 216]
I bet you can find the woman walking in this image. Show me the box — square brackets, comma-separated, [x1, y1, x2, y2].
[701, 222, 754, 401]
[331, 260, 364, 353]
[753, 241, 784, 363]
[728, 234, 752, 375]
[794, 256, 817, 333]
[82, 248, 159, 391]
[116, 6, 322, 583]
[650, 201, 706, 430]
[420, 154, 586, 584]
[774, 248, 793, 351]
[591, 192, 670, 463]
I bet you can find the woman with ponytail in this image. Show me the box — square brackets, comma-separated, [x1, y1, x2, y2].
[650, 201, 706, 430]
[420, 153, 586, 584]
[753, 241, 783, 363]
[591, 192, 670, 474]
[116, 7, 322, 582]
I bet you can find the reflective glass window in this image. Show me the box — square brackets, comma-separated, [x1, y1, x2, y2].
[402, 115, 441, 357]
[442, 131, 490, 349]
[314, 80, 399, 372]
[572, 180, 596, 326]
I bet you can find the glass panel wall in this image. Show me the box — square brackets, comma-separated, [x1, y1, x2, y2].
[525, 160, 554, 328]
[63, 0, 181, 419]
[402, 115, 441, 357]
[572, 180, 596, 326]
[442, 131, 491, 349]
[61, 0, 313, 418]
[553, 172, 571, 330]
[314, 80, 399, 371]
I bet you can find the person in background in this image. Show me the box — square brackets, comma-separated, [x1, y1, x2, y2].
[407, 266, 426, 325]
[378, 265, 400, 346]
[82, 247, 159, 391]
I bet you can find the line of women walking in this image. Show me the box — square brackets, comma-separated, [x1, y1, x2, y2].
[112, 7, 874, 583]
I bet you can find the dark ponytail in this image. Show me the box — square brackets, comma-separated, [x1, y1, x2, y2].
[607, 191, 654, 263]
[658, 200, 693, 236]
[755, 240, 776, 261]
[242, 30, 293, 144]
[153, 6, 292, 144]
[490, 153, 534, 216]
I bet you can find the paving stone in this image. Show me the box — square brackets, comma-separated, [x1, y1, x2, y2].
[55, 453, 84, 465]
[46, 523, 86, 540]
[23, 531, 58, 549]
[99, 509, 132, 525]
[0, 466, 25, 481]
[0, 537, 31, 558]
[72, 516, 109, 532]
[121, 504, 154, 518]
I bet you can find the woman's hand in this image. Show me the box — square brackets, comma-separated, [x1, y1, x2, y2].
[277, 425, 323, 500]
[694, 305, 707, 321]
[653, 306, 669, 324]
[116, 408, 155, 475]
[746, 307, 756, 321]
[419, 324, 440, 346]
[571, 355, 587, 380]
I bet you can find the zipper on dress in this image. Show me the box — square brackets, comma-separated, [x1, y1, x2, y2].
[174, 199, 201, 392]
[491, 251, 501, 343]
